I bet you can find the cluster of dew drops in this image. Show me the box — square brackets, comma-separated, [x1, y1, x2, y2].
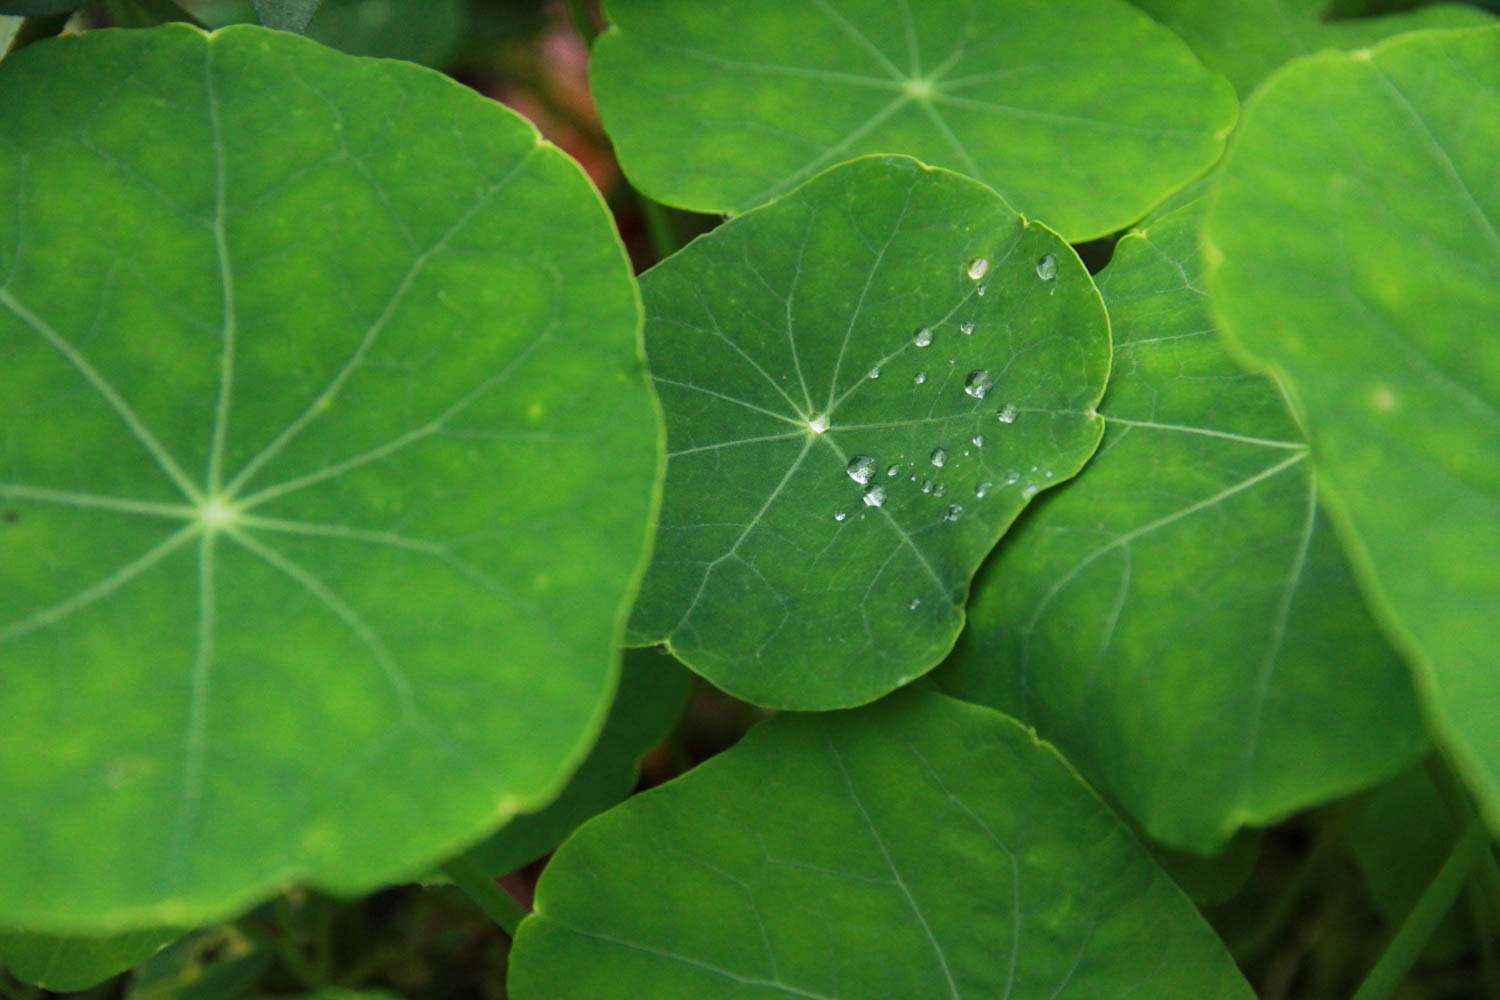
[832, 250, 1060, 614]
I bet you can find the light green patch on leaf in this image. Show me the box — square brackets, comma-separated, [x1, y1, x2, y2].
[1205, 26, 1500, 830]
[253, 0, 321, 33]
[508, 688, 1255, 1000]
[459, 647, 693, 877]
[627, 155, 1108, 709]
[938, 194, 1427, 852]
[0, 23, 659, 931]
[1130, 0, 1496, 96]
[0, 926, 181, 992]
[590, 0, 1238, 241]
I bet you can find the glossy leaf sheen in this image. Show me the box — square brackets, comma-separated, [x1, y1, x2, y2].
[629, 156, 1108, 709]
[0, 24, 658, 930]
[938, 195, 1426, 851]
[509, 689, 1254, 1000]
[590, 0, 1237, 241]
[0, 927, 180, 991]
[1205, 26, 1500, 829]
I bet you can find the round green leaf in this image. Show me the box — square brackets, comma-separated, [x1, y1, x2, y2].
[590, 0, 1238, 241]
[0, 927, 181, 992]
[628, 155, 1108, 709]
[509, 688, 1254, 1000]
[0, 24, 659, 930]
[938, 194, 1427, 852]
[1129, 0, 1495, 96]
[1205, 26, 1500, 829]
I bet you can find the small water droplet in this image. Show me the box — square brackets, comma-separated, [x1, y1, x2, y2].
[862, 485, 887, 508]
[1021, 483, 1040, 499]
[934, 482, 946, 497]
[846, 454, 877, 485]
[1005, 469, 1020, 485]
[808, 412, 830, 433]
[913, 326, 934, 347]
[834, 511, 847, 522]
[913, 371, 927, 384]
[972, 434, 985, 447]
[976, 283, 988, 296]
[964, 369, 993, 399]
[909, 598, 922, 611]
[1044, 470, 1055, 479]
[930, 447, 947, 468]
[868, 366, 881, 380]
[944, 504, 963, 521]
[887, 464, 900, 477]
[1036, 254, 1058, 280]
[996, 403, 1019, 424]
[975, 481, 992, 498]
[960, 320, 975, 336]
[967, 257, 989, 280]
[921, 479, 934, 494]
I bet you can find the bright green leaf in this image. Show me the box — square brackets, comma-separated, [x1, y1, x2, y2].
[628, 155, 1107, 709]
[253, 0, 321, 33]
[0, 23, 658, 930]
[590, 0, 1238, 241]
[938, 194, 1427, 852]
[459, 647, 693, 877]
[1130, 0, 1495, 96]
[0, 927, 181, 992]
[509, 688, 1255, 999]
[1205, 26, 1500, 830]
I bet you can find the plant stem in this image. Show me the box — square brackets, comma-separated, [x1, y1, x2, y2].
[1232, 802, 1356, 963]
[441, 854, 529, 936]
[1467, 885, 1500, 998]
[272, 895, 327, 990]
[568, 0, 599, 47]
[637, 193, 681, 263]
[1425, 755, 1500, 914]
[1351, 815, 1489, 1000]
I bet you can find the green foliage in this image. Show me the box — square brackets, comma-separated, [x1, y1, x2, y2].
[0, 926, 181, 991]
[252, 0, 321, 32]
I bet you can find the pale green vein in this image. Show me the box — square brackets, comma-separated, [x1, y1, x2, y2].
[809, 0, 907, 82]
[0, 483, 194, 519]
[652, 375, 806, 428]
[1101, 415, 1306, 450]
[667, 431, 808, 459]
[167, 530, 217, 886]
[204, 42, 236, 495]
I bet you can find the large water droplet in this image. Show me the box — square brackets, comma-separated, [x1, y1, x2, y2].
[846, 454, 877, 485]
[930, 447, 947, 468]
[1036, 254, 1058, 280]
[913, 327, 934, 348]
[868, 366, 881, 380]
[862, 485, 887, 508]
[886, 464, 900, 477]
[974, 480, 992, 498]
[972, 434, 985, 447]
[944, 504, 963, 521]
[964, 370, 993, 399]
[913, 371, 927, 385]
[996, 403, 1019, 424]
[967, 257, 989, 280]
[960, 320, 974, 336]
[834, 511, 847, 522]
[808, 412, 830, 433]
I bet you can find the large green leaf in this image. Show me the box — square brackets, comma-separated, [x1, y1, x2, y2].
[1204, 26, 1500, 828]
[937, 193, 1427, 852]
[0, 24, 659, 930]
[509, 689, 1254, 999]
[459, 647, 692, 877]
[1130, 0, 1495, 96]
[0, 927, 181, 991]
[628, 155, 1108, 709]
[589, 0, 1237, 241]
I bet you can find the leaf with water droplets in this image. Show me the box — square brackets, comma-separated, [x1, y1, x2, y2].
[590, 0, 1237, 240]
[0, 25, 659, 930]
[507, 688, 1255, 1000]
[938, 193, 1426, 852]
[1205, 26, 1500, 832]
[627, 156, 1106, 709]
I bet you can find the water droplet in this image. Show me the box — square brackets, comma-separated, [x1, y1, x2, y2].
[1036, 254, 1058, 280]
[886, 464, 900, 477]
[868, 366, 881, 380]
[976, 283, 988, 296]
[972, 434, 985, 447]
[913, 326, 934, 347]
[960, 320, 974, 336]
[921, 479, 934, 494]
[934, 482, 946, 497]
[996, 403, 1019, 424]
[967, 257, 989, 280]
[846, 454, 877, 485]
[909, 598, 922, 611]
[1021, 483, 1040, 499]
[975, 481, 992, 498]
[1005, 469, 1021, 485]
[862, 485, 887, 508]
[1044, 470, 1055, 479]
[930, 447, 947, 468]
[964, 370, 993, 399]
[913, 371, 927, 385]
[834, 511, 847, 522]
[808, 412, 830, 433]
[944, 504, 963, 521]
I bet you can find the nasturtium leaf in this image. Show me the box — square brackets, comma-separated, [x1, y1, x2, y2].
[628, 156, 1108, 709]
[1129, 0, 1495, 96]
[509, 689, 1255, 1000]
[589, 0, 1238, 241]
[1205, 26, 1500, 829]
[937, 194, 1426, 852]
[0, 927, 181, 992]
[253, 0, 321, 33]
[459, 647, 692, 877]
[0, 23, 659, 930]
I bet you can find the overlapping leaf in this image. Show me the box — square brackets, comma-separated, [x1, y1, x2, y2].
[509, 689, 1255, 1000]
[590, 0, 1237, 240]
[938, 194, 1426, 852]
[628, 156, 1108, 709]
[0, 927, 180, 991]
[0, 24, 658, 930]
[1205, 26, 1500, 829]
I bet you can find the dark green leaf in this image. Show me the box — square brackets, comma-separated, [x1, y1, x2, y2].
[0, 1, 88, 15]
[0, 927, 181, 991]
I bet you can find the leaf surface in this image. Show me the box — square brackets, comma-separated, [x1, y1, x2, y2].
[253, 0, 321, 33]
[938, 194, 1427, 851]
[629, 156, 1108, 709]
[0, 23, 659, 930]
[509, 688, 1255, 1000]
[0, 927, 180, 991]
[590, 0, 1237, 240]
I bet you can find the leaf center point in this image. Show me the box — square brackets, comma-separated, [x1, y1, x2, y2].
[197, 497, 241, 532]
